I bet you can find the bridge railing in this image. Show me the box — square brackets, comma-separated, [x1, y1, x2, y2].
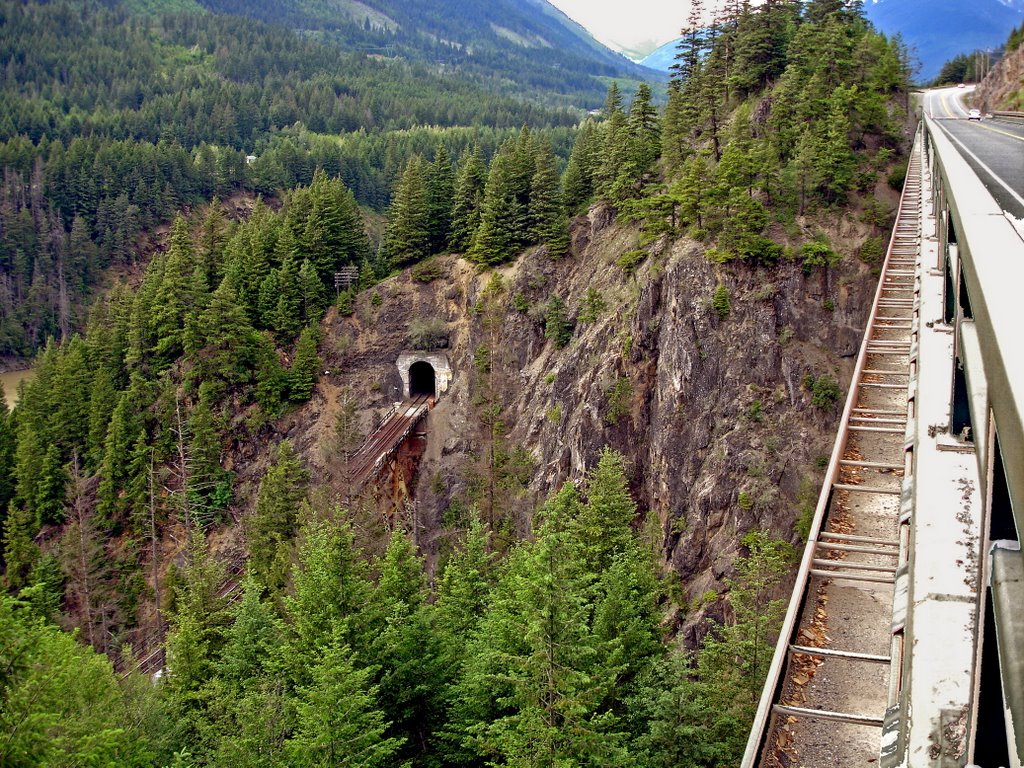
[922, 113, 1024, 766]
[989, 110, 1024, 125]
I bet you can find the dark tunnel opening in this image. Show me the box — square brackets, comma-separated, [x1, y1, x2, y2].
[409, 361, 436, 398]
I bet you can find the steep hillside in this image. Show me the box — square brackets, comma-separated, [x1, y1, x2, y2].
[181, 0, 663, 107]
[303, 199, 885, 627]
[0, 1, 914, 765]
[973, 28, 1024, 109]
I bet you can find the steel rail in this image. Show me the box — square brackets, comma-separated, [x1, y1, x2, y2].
[346, 395, 430, 489]
[741, 126, 923, 767]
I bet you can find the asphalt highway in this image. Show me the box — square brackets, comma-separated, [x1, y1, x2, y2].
[924, 87, 1024, 221]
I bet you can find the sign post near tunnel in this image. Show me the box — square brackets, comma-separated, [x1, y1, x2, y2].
[396, 352, 452, 401]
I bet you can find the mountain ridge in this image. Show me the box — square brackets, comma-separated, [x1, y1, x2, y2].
[177, 0, 665, 107]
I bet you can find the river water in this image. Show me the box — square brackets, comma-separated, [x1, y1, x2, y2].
[0, 368, 36, 408]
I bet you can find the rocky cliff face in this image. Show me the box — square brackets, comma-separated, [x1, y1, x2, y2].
[974, 44, 1024, 111]
[287, 204, 880, 635]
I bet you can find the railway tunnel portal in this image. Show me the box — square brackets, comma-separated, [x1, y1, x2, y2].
[397, 352, 452, 400]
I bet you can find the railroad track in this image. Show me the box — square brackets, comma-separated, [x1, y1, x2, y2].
[116, 554, 246, 679]
[744, 132, 923, 767]
[345, 395, 430, 490]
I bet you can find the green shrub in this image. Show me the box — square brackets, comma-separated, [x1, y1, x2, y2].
[544, 295, 573, 348]
[858, 235, 885, 265]
[823, 298, 835, 311]
[887, 162, 908, 191]
[712, 284, 730, 320]
[371, 291, 383, 307]
[512, 291, 530, 312]
[807, 374, 841, 409]
[546, 403, 562, 423]
[578, 286, 607, 323]
[705, 247, 734, 264]
[794, 477, 819, 542]
[604, 376, 633, 425]
[336, 289, 355, 316]
[408, 317, 449, 349]
[801, 240, 839, 273]
[746, 399, 763, 422]
[617, 249, 647, 274]
[738, 491, 754, 510]
[411, 257, 445, 283]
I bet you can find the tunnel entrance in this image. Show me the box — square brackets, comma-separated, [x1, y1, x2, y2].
[409, 361, 436, 398]
[397, 352, 451, 400]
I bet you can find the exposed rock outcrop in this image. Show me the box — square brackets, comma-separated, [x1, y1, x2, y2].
[974, 44, 1024, 111]
[290, 202, 883, 637]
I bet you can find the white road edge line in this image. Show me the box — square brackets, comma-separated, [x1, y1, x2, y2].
[931, 118, 1024, 212]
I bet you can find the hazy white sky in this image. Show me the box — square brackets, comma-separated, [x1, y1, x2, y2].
[547, 0, 691, 52]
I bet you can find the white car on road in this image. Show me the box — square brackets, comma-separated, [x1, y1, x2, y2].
[968, 108, 982, 121]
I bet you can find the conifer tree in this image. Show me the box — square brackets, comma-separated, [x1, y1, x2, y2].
[2, 505, 39, 591]
[0, 593, 145, 767]
[0, 395, 15, 521]
[562, 120, 599, 214]
[285, 517, 374, 659]
[286, 636, 402, 768]
[426, 144, 455, 253]
[382, 156, 431, 267]
[454, 485, 629, 765]
[604, 81, 622, 117]
[595, 108, 629, 201]
[272, 251, 302, 341]
[288, 325, 321, 403]
[257, 269, 282, 330]
[186, 387, 230, 528]
[188, 279, 261, 390]
[468, 152, 520, 265]
[198, 198, 229, 288]
[366, 529, 449, 764]
[297, 258, 326, 325]
[448, 146, 487, 252]
[333, 386, 363, 463]
[96, 391, 140, 530]
[152, 216, 198, 364]
[299, 170, 370, 285]
[574, 448, 637, 571]
[211, 579, 291, 768]
[246, 441, 309, 593]
[435, 516, 495, 644]
[623, 83, 661, 196]
[671, 0, 708, 84]
[529, 142, 569, 257]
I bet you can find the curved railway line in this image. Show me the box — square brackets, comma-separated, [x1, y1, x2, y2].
[118, 397, 433, 679]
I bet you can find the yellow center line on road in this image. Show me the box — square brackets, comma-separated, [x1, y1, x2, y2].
[937, 89, 1024, 141]
[972, 121, 1024, 143]
[939, 91, 956, 119]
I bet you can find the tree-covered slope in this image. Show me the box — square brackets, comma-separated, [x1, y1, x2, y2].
[0, 1, 913, 767]
[131, 0, 664, 108]
[0, 0, 578, 357]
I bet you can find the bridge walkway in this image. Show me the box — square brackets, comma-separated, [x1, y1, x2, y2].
[743, 134, 924, 767]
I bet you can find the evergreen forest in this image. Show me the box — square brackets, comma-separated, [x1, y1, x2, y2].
[0, 0, 912, 766]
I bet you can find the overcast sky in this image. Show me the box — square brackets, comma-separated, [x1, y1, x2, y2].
[547, 0, 693, 53]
